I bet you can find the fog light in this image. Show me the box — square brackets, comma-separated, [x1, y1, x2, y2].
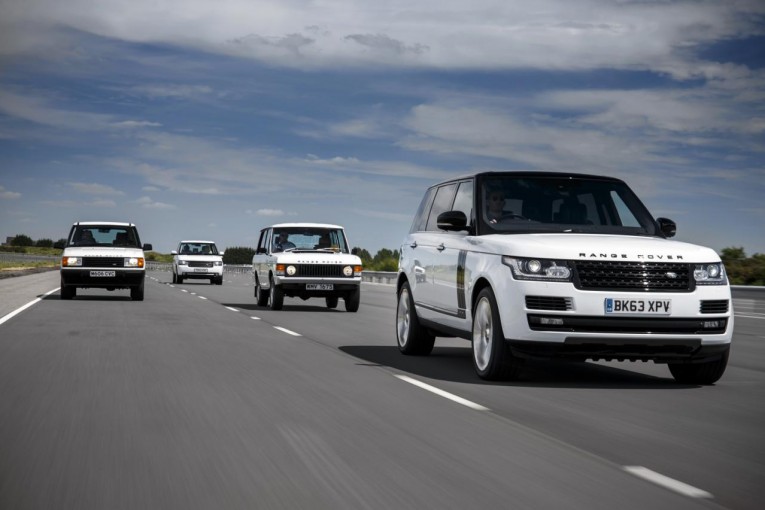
[540, 317, 564, 326]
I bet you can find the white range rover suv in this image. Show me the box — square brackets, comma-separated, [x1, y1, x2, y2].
[397, 172, 733, 384]
[252, 223, 363, 311]
[172, 240, 224, 285]
[60, 222, 152, 301]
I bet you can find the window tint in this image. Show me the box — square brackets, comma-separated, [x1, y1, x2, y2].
[451, 181, 474, 224]
[426, 183, 458, 231]
[70, 226, 139, 247]
[410, 187, 437, 233]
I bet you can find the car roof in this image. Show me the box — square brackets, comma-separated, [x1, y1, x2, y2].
[269, 223, 344, 229]
[431, 171, 625, 188]
[73, 221, 135, 227]
[179, 240, 216, 244]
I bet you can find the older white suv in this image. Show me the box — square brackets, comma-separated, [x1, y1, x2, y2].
[60, 222, 152, 301]
[252, 223, 363, 311]
[172, 240, 224, 285]
[397, 172, 733, 384]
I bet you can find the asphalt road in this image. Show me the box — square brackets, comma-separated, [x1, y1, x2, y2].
[1, 270, 763, 509]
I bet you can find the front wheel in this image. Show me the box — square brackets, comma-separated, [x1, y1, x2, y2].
[396, 282, 434, 355]
[172, 271, 177, 284]
[269, 277, 284, 310]
[131, 280, 145, 301]
[668, 347, 730, 384]
[255, 277, 269, 307]
[60, 277, 75, 300]
[345, 287, 360, 312]
[472, 287, 522, 380]
[326, 296, 339, 309]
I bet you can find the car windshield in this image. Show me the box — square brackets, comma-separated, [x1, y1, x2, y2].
[69, 226, 140, 247]
[179, 242, 219, 255]
[476, 174, 659, 236]
[272, 228, 349, 253]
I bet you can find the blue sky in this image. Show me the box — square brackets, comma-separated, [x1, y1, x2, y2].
[1, 0, 763, 255]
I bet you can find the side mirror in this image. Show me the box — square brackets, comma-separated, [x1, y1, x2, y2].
[171, 250, 178, 255]
[256, 247, 268, 254]
[143, 243, 153, 251]
[351, 247, 359, 255]
[219, 251, 225, 256]
[656, 217, 676, 238]
[437, 211, 468, 231]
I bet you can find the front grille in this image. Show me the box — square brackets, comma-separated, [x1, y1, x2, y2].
[295, 264, 346, 277]
[574, 261, 691, 292]
[525, 296, 572, 311]
[188, 261, 213, 268]
[700, 300, 729, 314]
[83, 257, 124, 268]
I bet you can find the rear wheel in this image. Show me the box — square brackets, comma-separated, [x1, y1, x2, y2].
[269, 277, 284, 310]
[396, 282, 435, 355]
[131, 280, 145, 301]
[326, 296, 339, 309]
[255, 277, 269, 307]
[472, 287, 522, 380]
[345, 287, 360, 312]
[668, 348, 730, 385]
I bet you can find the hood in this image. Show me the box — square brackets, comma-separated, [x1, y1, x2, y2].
[176, 254, 222, 262]
[63, 246, 145, 258]
[275, 251, 362, 265]
[473, 233, 720, 263]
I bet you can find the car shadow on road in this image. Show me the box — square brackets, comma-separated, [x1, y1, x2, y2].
[339, 345, 695, 389]
[221, 303, 342, 313]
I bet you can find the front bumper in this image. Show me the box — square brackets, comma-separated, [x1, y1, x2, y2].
[61, 268, 145, 289]
[274, 277, 360, 297]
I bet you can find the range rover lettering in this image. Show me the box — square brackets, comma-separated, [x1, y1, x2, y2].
[397, 172, 733, 384]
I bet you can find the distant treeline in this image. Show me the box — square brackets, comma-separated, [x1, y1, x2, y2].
[4, 234, 764, 284]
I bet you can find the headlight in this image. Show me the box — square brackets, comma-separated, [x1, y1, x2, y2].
[286, 265, 297, 276]
[214, 261, 223, 266]
[124, 257, 144, 268]
[178, 260, 188, 266]
[503, 257, 572, 281]
[62, 256, 82, 267]
[694, 263, 727, 285]
[343, 265, 353, 277]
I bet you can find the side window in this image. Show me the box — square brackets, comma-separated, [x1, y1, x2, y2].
[410, 187, 437, 233]
[426, 183, 458, 231]
[256, 230, 269, 253]
[451, 181, 474, 224]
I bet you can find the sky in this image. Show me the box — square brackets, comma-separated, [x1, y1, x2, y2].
[0, 0, 763, 255]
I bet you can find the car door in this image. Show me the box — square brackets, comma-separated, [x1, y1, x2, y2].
[254, 228, 271, 285]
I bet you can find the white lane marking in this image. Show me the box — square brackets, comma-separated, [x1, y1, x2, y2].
[623, 466, 712, 499]
[225, 306, 239, 312]
[274, 326, 301, 337]
[250, 316, 261, 320]
[198, 296, 207, 300]
[181, 289, 188, 293]
[0, 288, 60, 327]
[191, 292, 197, 296]
[735, 313, 765, 320]
[394, 374, 490, 412]
[169, 285, 175, 288]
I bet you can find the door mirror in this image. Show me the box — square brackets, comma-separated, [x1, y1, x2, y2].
[656, 217, 676, 238]
[256, 247, 268, 254]
[437, 211, 468, 231]
[351, 247, 359, 255]
[171, 250, 178, 255]
[143, 243, 153, 251]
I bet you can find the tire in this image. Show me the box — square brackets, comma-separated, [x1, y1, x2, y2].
[326, 296, 339, 309]
[131, 280, 145, 301]
[269, 277, 284, 310]
[177, 275, 184, 284]
[472, 287, 522, 380]
[216, 277, 223, 286]
[345, 287, 360, 312]
[396, 282, 435, 355]
[172, 271, 177, 284]
[60, 277, 75, 300]
[255, 277, 269, 307]
[669, 347, 730, 385]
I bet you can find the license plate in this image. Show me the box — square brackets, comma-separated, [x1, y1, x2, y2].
[90, 270, 116, 277]
[306, 283, 334, 290]
[194, 268, 208, 272]
[605, 298, 671, 315]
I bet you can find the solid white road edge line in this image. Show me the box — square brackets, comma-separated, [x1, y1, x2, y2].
[0, 288, 60, 327]
[225, 306, 239, 312]
[273, 326, 301, 336]
[394, 374, 490, 412]
[623, 466, 712, 499]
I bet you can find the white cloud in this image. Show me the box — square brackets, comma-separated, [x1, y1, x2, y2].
[256, 209, 285, 216]
[111, 120, 162, 129]
[0, 186, 21, 199]
[121, 84, 214, 99]
[136, 196, 175, 209]
[68, 182, 125, 196]
[41, 199, 117, 207]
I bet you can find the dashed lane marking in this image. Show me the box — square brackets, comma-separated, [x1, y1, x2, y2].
[394, 374, 490, 412]
[199, 296, 207, 300]
[623, 466, 712, 499]
[0, 288, 60, 327]
[250, 316, 261, 320]
[273, 326, 301, 336]
[225, 306, 239, 312]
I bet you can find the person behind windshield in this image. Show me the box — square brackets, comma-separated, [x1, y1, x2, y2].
[274, 231, 296, 252]
[77, 229, 95, 245]
[314, 232, 332, 250]
[485, 186, 507, 224]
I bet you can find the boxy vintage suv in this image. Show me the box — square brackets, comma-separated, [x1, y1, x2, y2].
[397, 172, 733, 384]
[60, 222, 152, 301]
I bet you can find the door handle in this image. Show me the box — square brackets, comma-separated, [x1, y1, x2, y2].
[437, 243, 445, 252]
[410, 241, 418, 248]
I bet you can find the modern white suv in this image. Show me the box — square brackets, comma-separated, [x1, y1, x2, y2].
[397, 172, 733, 384]
[172, 240, 224, 285]
[60, 222, 152, 301]
[252, 223, 363, 311]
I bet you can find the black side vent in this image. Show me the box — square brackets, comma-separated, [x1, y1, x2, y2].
[526, 296, 573, 311]
[700, 300, 729, 314]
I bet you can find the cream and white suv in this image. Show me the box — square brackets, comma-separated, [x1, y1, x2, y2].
[60, 222, 152, 301]
[172, 240, 224, 285]
[252, 223, 363, 311]
[397, 172, 733, 384]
